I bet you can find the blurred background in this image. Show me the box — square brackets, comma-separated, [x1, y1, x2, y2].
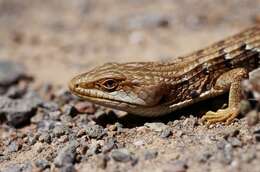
[0, 0, 259, 85]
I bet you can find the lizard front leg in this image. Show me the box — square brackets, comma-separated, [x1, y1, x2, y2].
[202, 68, 249, 125]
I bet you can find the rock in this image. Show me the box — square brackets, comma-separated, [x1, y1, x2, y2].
[53, 125, 68, 138]
[74, 102, 96, 114]
[35, 159, 50, 170]
[3, 164, 22, 172]
[0, 96, 40, 127]
[7, 141, 22, 153]
[253, 128, 260, 142]
[49, 110, 62, 121]
[54, 141, 79, 167]
[247, 110, 259, 126]
[96, 154, 109, 169]
[38, 132, 51, 144]
[160, 127, 172, 138]
[85, 124, 105, 139]
[0, 60, 29, 87]
[41, 101, 60, 112]
[144, 122, 168, 132]
[63, 104, 78, 117]
[60, 164, 76, 172]
[163, 160, 188, 172]
[86, 141, 101, 156]
[144, 149, 158, 160]
[102, 138, 116, 153]
[111, 148, 132, 162]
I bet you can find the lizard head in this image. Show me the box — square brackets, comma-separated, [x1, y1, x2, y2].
[69, 62, 172, 116]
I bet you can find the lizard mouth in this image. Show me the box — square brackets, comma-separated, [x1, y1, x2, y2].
[69, 82, 140, 110]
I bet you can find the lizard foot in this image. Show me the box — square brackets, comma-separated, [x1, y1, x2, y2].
[202, 108, 239, 125]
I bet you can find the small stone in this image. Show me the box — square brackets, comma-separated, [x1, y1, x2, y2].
[41, 101, 60, 112]
[6, 85, 26, 99]
[160, 127, 172, 138]
[240, 100, 252, 116]
[96, 154, 109, 169]
[76, 129, 86, 137]
[85, 124, 105, 139]
[87, 142, 101, 156]
[133, 140, 145, 147]
[3, 164, 22, 172]
[0, 60, 29, 87]
[223, 143, 233, 164]
[35, 159, 50, 170]
[49, 111, 62, 121]
[164, 160, 188, 172]
[8, 141, 22, 153]
[144, 122, 168, 132]
[38, 132, 51, 144]
[63, 104, 78, 117]
[102, 138, 116, 153]
[228, 137, 242, 147]
[253, 128, 260, 142]
[111, 148, 132, 162]
[27, 136, 37, 146]
[60, 164, 76, 172]
[144, 149, 158, 160]
[0, 96, 40, 127]
[241, 150, 256, 163]
[247, 110, 259, 126]
[30, 112, 45, 124]
[199, 152, 212, 163]
[75, 102, 96, 114]
[54, 141, 78, 167]
[53, 125, 67, 137]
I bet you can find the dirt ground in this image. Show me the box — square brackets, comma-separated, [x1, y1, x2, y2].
[0, 0, 260, 172]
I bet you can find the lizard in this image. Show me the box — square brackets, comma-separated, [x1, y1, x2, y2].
[69, 26, 260, 125]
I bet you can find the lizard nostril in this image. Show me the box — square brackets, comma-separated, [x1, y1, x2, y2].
[75, 84, 79, 88]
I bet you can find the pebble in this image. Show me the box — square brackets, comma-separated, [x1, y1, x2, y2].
[144, 149, 158, 160]
[164, 160, 188, 172]
[3, 164, 22, 172]
[41, 101, 60, 112]
[111, 148, 132, 162]
[246, 110, 259, 126]
[86, 141, 101, 156]
[75, 102, 96, 114]
[102, 138, 116, 153]
[144, 122, 168, 132]
[8, 141, 22, 153]
[253, 128, 260, 142]
[96, 154, 109, 169]
[53, 125, 68, 138]
[60, 164, 76, 172]
[0, 96, 40, 127]
[0, 60, 28, 87]
[85, 124, 105, 139]
[35, 159, 50, 170]
[63, 104, 78, 117]
[38, 132, 51, 144]
[54, 141, 79, 167]
[160, 127, 172, 138]
[49, 110, 62, 121]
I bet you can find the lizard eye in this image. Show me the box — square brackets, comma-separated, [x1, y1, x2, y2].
[100, 79, 118, 91]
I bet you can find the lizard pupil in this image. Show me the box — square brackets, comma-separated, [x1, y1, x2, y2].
[102, 79, 118, 91]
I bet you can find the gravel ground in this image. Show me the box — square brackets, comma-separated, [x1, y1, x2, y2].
[0, 0, 260, 172]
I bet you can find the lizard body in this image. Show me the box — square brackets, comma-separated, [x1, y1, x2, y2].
[69, 26, 260, 124]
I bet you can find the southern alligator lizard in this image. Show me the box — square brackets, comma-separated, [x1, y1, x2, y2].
[69, 26, 260, 124]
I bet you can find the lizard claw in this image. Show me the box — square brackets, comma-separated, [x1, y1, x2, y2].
[202, 108, 239, 125]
